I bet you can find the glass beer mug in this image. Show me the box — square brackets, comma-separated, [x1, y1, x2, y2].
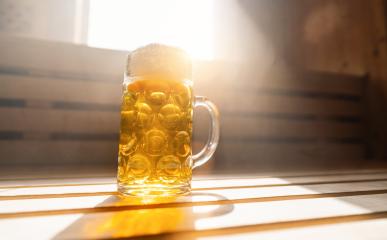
[117, 44, 220, 196]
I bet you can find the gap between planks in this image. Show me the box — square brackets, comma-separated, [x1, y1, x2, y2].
[1, 189, 387, 219]
[2, 177, 387, 200]
[132, 211, 387, 240]
[2, 169, 387, 189]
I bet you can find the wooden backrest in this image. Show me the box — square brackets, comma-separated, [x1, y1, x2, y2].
[0, 35, 367, 171]
[0, 35, 126, 168]
[194, 62, 367, 171]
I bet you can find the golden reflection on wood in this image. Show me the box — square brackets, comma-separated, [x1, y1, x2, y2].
[53, 194, 233, 239]
[81, 196, 186, 239]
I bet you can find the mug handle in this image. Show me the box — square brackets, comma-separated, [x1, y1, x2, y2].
[192, 96, 220, 169]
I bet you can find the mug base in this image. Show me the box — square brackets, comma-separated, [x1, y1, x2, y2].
[118, 183, 191, 196]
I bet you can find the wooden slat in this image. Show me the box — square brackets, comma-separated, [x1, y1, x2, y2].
[0, 35, 126, 79]
[0, 36, 364, 97]
[2, 172, 387, 197]
[2, 169, 387, 188]
[1, 193, 386, 239]
[220, 117, 362, 138]
[0, 140, 117, 165]
[0, 108, 119, 133]
[1, 180, 387, 215]
[215, 142, 365, 170]
[0, 141, 364, 168]
[0, 108, 361, 138]
[2, 169, 387, 186]
[263, 71, 365, 96]
[0, 74, 121, 104]
[194, 61, 365, 95]
[0, 140, 207, 166]
[213, 94, 362, 116]
[0, 177, 115, 188]
[192, 218, 387, 240]
[0, 76, 361, 117]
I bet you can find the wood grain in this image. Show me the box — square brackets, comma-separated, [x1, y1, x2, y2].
[0, 108, 119, 133]
[0, 35, 127, 79]
[1, 172, 387, 197]
[189, 218, 387, 240]
[1, 180, 387, 215]
[1, 193, 387, 239]
[214, 142, 365, 170]
[0, 107, 362, 139]
[0, 74, 121, 104]
[0, 140, 117, 165]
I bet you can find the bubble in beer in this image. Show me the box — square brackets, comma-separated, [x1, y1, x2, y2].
[145, 80, 169, 106]
[120, 110, 137, 132]
[122, 92, 137, 110]
[144, 129, 167, 156]
[136, 102, 153, 127]
[148, 92, 167, 105]
[120, 133, 137, 156]
[157, 155, 181, 182]
[158, 104, 182, 130]
[174, 131, 191, 157]
[127, 154, 151, 181]
[172, 84, 191, 108]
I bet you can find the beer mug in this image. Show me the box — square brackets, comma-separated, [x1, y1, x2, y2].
[117, 44, 220, 196]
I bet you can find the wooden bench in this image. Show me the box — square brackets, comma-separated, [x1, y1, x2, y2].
[0, 35, 367, 173]
[1, 169, 387, 239]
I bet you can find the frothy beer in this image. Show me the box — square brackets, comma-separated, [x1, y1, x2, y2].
[118, 44, 193, 195]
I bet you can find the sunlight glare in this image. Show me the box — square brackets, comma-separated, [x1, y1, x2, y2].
[88, 0, 214, 60]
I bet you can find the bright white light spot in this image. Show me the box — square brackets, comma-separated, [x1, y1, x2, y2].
[88, 0, 214, 60]
[193, 204, 220, 214]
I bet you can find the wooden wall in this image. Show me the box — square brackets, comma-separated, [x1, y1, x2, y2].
[291, 0, 387, 160]
[214, 0, 387, 163]
[2, 0, 386, 175]
[194, 63, 366, 171]
[0, 35, 368, 174]
[0, 36, 126, 173]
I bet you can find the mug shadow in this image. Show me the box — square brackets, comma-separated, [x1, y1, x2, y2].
[53, 192, 234, 239]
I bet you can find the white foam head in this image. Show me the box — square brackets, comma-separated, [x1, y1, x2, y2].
[126, 44, 191, 80]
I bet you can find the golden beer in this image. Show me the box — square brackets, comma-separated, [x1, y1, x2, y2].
[118, 78, 193, 195]
[117, 44, 219, 196]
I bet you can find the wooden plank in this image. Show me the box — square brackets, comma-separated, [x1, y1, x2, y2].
[0, 74, 361, 117]
[263, 71, 365, 96]
[0, 108, 361, 138]
[0, 108, 120, 133]
[193, 173, 387, 190]
[0, 74, 122, 104]
[2, 169, 387, 188]
[212, 94, 362, 116]
[190, 218, 387, 240]
[194, 61, 365, 95]
[215, 142, 365, 170]
[0, 35, 127, 79]
[0, 140, 118, 165]
[220, 117, 362, 138]
[0, 140, 364, 167]
[2, 169, 387, 186]
[2, 172, 387, 197]
[1, 193, 387, 239]
[1, 180, 387, 215]
[0, 177, 115, 188]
